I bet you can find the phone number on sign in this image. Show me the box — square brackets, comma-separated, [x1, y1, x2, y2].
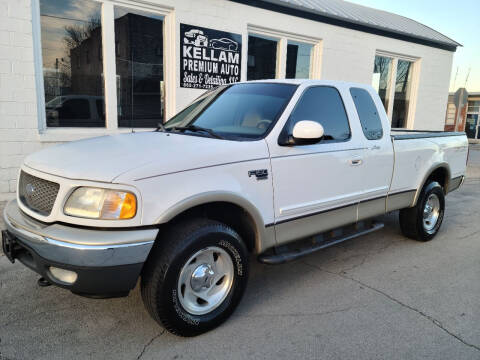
[182, 73, 240, 89]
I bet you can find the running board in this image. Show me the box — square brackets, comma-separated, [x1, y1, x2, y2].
[258, 221, 384, 265]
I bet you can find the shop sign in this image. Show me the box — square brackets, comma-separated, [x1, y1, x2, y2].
[180, 23, 242, 89]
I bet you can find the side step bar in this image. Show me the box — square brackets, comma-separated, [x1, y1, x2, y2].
[258, 221, 384, 265]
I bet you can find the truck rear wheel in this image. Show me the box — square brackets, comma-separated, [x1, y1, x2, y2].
[399, 181, 445, 241]
[141, 218, 249, 337]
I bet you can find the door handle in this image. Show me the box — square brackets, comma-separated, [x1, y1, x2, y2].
[370, 145, 381, 150]
[350, 159, 363, 166]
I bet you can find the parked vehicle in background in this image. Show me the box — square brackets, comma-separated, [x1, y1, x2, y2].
[45, 95, 105, 127]
[2, 80, 468, 336]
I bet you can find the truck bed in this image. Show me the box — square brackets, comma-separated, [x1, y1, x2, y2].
[389, 129, 468, 197]
[391, 129, 466, 140]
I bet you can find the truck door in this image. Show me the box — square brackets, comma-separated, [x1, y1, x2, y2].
[349, 87, 394, 220]
[266, 85, 366, 245]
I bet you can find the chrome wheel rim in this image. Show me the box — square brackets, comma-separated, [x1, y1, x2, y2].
[423, 193, 441, 233]
[177, 246, 234, 315]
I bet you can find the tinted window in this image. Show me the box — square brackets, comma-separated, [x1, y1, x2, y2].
[287, 86, 350, 141]
[350, 88, 383, 140]
[165, 83, 297, 140]
[247, 36, 277, 80]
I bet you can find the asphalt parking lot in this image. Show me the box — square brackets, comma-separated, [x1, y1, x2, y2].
[1, 147, 479, 360]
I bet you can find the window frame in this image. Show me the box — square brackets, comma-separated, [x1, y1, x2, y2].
[285, 40, 314, 79]
[372, 51, 420, 129]
[32, 0, 175, 141]
[246, 25, 322, 81]
[278, 85, 352, 145]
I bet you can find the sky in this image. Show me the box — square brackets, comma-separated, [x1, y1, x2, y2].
[348, 0, 480, 92]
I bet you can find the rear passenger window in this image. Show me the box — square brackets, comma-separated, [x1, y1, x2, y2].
[288, 86, 351, 141]
[350, 87, 383, 140]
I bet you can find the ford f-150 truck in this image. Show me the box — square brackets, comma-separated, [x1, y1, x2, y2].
[2, 80, 468, 336]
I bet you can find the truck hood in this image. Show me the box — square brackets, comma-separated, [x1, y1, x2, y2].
[24, 132, 270, 183]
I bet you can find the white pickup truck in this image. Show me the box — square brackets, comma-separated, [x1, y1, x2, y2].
[2, 80, 468, 336]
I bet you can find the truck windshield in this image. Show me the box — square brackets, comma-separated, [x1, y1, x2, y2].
[164, 83, 297, 140]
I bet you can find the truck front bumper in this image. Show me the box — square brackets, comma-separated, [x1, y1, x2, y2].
[2, 200, 158, 297]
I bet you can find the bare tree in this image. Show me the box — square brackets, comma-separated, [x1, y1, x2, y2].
[374, 56, 391, 89]
[63, 17, 101, 50]
[395, 60, 411, 93]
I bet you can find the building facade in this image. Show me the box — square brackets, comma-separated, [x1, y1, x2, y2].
[0, 0, 460, 200]
[465, 93, 480, 141]
[445, 89, 480, 141]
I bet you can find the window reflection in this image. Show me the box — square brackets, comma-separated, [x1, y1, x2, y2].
[372, 55, 392, 112]
[114, 8, 164, 128]
[286, 41, 312, 79]
[247, 35, 277, 80]
[392, 60, 412, 128]
[40, 0, 105, 127]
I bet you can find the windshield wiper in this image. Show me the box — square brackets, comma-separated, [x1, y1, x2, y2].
[172, 125, 224, 139]
[155, 122, 167, 132]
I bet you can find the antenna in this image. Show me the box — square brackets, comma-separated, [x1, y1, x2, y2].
[464, 67, 471, 88]
[453, 66, 459, 90]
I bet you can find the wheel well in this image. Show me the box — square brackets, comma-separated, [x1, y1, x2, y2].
[164, 202, 257, 252]
[426, 167, 449, 192]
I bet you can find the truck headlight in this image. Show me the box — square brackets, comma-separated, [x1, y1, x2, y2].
[64, 187, 137, 220]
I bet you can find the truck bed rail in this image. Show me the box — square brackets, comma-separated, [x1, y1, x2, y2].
[391, 129, 466, 140]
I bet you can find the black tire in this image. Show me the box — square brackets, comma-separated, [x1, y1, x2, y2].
[141, 218, 249, 337]
[399, 181, 445, 241]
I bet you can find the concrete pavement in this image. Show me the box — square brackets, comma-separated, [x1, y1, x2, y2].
[1, 148, 479, 360]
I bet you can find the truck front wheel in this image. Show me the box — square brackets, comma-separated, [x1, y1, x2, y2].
[141, 219, 249, 336]
[399, 181, 445, 241]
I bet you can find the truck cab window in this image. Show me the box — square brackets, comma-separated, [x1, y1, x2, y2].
[350, 87, 383, 140]
[287, 86, 350, 141]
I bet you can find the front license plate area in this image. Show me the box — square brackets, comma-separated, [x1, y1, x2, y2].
[2, 230, 17, 263]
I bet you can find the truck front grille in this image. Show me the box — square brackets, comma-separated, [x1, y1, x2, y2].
[18, 171, 60, 216]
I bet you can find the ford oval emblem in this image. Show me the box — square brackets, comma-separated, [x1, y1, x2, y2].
[25, 183, 35, 196]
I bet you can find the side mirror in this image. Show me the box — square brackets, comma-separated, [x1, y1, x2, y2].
[293, 120, 324, 140]
[280, 120, 324, 145]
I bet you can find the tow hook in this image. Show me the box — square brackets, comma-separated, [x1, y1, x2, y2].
[37, 277, 51, 287]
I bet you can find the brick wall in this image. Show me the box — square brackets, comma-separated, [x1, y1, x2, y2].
[0, 0, 39, 201]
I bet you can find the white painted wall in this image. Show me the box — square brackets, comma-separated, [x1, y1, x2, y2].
[0, 0, 455, 200]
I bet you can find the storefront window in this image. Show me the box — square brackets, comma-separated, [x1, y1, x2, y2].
[114, 8, 164, 128]
[40, 0, 105, 127]
[392, 60, 412, 128]
[372, 55, 414, 128]
[446, 103, 456, 125]
[286, 41, 312, 79]
[468, 101, 480, 113]
[247, 35, 277, 80]
[372, 55, 392, 112]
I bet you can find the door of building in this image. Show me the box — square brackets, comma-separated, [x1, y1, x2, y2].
[466, 114, 479, 139]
